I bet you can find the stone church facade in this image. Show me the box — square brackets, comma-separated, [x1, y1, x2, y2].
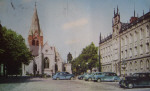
[99, 7, 150, 76]
[22, 5, 71, 76]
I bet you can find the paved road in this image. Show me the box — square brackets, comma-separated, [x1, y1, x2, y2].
[0, 77, 150, 91]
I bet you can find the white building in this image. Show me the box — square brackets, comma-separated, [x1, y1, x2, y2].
[99, 7, 150, 76]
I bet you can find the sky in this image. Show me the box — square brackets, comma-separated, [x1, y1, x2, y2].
[0, 0, 150, 62]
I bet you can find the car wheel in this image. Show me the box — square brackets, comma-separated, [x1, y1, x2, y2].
[81, 77, 83, 80]
[127, 83, 134, 89]
[56, 78, 60, 80]
[120, 85, 124, 88]
[88, 78, 92, 81]
[97, 79, 101, 82]
[70, 77, 74, 80]
[114, 79, 118, 82]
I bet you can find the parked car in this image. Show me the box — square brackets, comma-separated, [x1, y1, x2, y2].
[84, 72, 97, 81]
[93, 72, 120, 82]
[92, 72, 103, 82]
[78, 73, 87, 80]
[52, 72, 75, 80]
[119, 73, 150, 89]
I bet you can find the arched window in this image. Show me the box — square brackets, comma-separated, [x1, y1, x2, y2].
[36, 40, 39, 46]
[134, 31, 138, 42]
[140, 60, 143, 69]
[135, 61, 137, 70]
[32, 40, 35, 46]
[146, 25, 149, 37]
[44, 57, 49, 68]
[140, 28, 143, 40]
[146, 60, 149, 69]
[130, 62, 132, 71]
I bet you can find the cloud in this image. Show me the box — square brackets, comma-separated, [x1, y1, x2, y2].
[62, 18, 88, 30]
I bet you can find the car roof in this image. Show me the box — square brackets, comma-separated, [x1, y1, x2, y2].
[134, 72, 150, 74]
[103, 72, 116, 74]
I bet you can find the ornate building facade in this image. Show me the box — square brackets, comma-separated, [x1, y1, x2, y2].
[99, 7, 150, 76]
[22, 5, 72, 76]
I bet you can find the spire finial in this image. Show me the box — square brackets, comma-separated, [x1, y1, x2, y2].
[143, 10, 144, 15]
[134, 9, 135, 17]
[99, 32, 101, 43]
[35, 2, 36, 8]
[117, 5, 118, 14]
[114, 8, 115, 16]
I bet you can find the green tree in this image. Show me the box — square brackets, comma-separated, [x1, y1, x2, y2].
[71, 42, 100, 75]
[67, 52, 72, 63]
[0, 25, 33, 76]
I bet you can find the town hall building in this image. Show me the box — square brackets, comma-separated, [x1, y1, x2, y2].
[99, 7, 150, 76]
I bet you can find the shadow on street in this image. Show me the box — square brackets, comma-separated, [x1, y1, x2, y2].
[0, 76, 43, 84]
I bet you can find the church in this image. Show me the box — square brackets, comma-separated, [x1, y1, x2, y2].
[22, 4, 72, 76]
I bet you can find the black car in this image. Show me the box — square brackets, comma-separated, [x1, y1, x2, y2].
[119, 73, 150, 89]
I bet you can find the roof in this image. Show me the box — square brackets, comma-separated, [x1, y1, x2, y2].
[120, 11, 150, 33]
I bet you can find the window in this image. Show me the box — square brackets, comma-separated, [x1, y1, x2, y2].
[146, 60, 149, 69]
[140, 28, 143, 40]
[36, 40, 39, 46]
[45, 50, 48, 52]
[129, 33, 133, 44]
[135, 61, 137, 70]
[129, 48, 132, 58]
[140, 60, 143, 69]
[146, 43, 149, 53]
[130, 62, 132, 71]
[32, 40, 35, 45]
[134, 47, 138, 56]
[44, 57, 49, 68]
[146, 25, 149, 37]
[134, 31, 138, 42]
[125, 50, 127, 58]
[124, 36, 127, 46]
[140, 45, 143, 55]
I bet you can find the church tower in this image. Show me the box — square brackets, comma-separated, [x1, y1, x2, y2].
[28, 3, 43, 56]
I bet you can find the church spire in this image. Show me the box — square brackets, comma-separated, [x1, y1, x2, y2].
[28, 3, 43, 36]
[28, 3, 43, 56]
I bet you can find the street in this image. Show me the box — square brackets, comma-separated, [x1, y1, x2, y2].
[0, 77, 150, 91]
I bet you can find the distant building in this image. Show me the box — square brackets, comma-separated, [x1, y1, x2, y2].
[22, 4, 71, 76]
[99, 7, 150, 76]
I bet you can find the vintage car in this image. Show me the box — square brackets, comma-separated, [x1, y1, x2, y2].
[78, 73, 87, 80]
[92, 72, 103, 82]
[93, 72, 120, 82]
[119, 73, 150, 89]
[84, 72, 97, 81]
[52, 72, 74, 80]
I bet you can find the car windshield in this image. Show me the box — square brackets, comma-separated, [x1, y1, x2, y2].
[66, 72, 70, 74]
[110, 73, 117, 76]
[132, 73, 139, 77]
